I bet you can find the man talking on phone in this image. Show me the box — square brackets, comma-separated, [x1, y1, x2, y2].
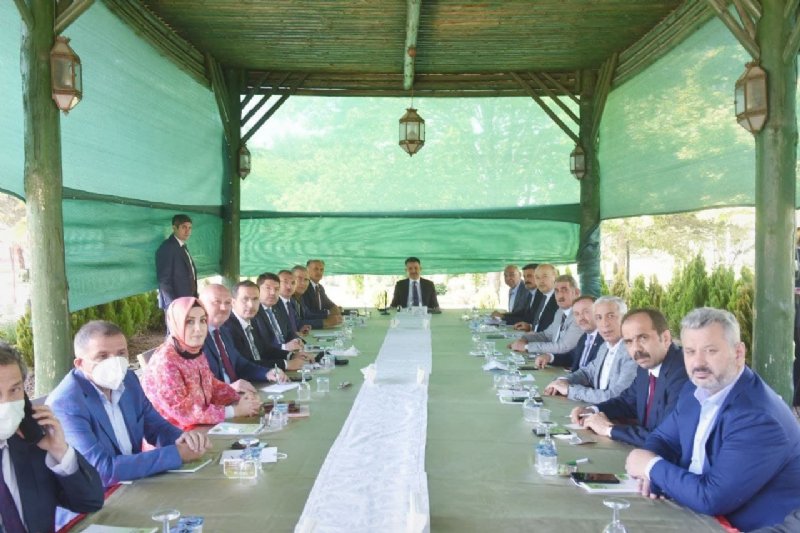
[0, 341, 103, 532]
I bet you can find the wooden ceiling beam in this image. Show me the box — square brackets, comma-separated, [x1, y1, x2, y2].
[705, 0, 760, 59]
[241, 71, 270, 109]
[242, 72, 292, 125]
[524, 72, 579, 124]
[242, 74, 309, 144]
[732, 0, 758, 41]
[55, 0, 95, 35]
[591, 53, 618, 142]
[206, 54, 231, 144]
[13, 0, 33, 28]
[403, 0, 422, 91]
[540, 72, 580, 105]
[510, 71, 579, 144]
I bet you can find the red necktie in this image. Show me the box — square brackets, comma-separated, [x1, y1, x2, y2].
[213, 329, 237, 382]
[643, 373, 657, 426]
[0, 448, 26, 532]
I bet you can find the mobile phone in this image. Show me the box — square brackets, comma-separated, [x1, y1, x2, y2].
[570, 472, 620, 484]
[19, 394, 46, 444]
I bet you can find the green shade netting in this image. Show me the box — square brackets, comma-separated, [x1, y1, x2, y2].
[0, 10, 24, 199]
[599, 13, 799, 218]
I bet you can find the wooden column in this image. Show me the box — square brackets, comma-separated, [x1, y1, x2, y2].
[752, 0, 797, 403]
[577, 70, 602, 297]
[20, 0, 73, 394]
[220, 67, 242, 286]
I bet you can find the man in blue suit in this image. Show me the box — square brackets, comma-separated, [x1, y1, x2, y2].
[48, 321, 211, 495]
[199, 284, 285, 385]
[626, 307, 800, 532]
[571, 308, 688, 447]
[0, 342, 103, 533]
[155, 213, 197, 309]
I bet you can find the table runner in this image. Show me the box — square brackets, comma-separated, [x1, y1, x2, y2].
[296, 325, 432, 533]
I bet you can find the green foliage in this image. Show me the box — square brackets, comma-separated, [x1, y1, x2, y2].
[434, 283, 448, 296]
[14, 311, 33, 369]
[647, 275, 664, 310]
[708, 264, 735, 310]
[0, 322, 16, 345]
[627, 275, 650, 310]
[729, 266, 754, 363]
[609, 269, 629, 300]
[599, 276, 610, 296]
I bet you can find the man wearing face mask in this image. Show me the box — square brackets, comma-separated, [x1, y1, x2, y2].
[48, 321, 211, 495]
[0, 341, 103, 533]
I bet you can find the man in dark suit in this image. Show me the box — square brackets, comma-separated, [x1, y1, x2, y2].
[534, 296, 600, 370]
[512, 263, 558, 333]
[221, 281, 306, 372]
[302, 259, 342, 317]
[0, 342, 103, 533]
[491, 265, 529, 322]
[626, 307, 800, 532]
[199, 284, 285, 385]
[155, 214, 197, 309]
[292, 265, 342, 330]
[255, 272, 305, 352]
[274, 270, 311, 338]
[571, 309, 689, 447]
[389, 257, 441, 312]
[502, 263, 538, 325]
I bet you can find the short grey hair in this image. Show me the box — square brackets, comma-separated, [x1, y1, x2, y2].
[681, 307, 740, 347]
[74, 321, 124, 357]
[0, 341, 27, 380]
[594, 295, 628, 316]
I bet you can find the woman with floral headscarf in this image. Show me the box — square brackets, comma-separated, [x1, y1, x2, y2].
[142, 297, 261, 430]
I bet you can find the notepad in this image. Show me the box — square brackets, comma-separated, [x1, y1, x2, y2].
[207, 422, 265, 436]
[167, 456, 213, 473]
[261, 382, 300, 393]
[573, 474, 640, 494]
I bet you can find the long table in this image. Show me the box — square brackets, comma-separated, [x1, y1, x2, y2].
[76, 311, 722, 532]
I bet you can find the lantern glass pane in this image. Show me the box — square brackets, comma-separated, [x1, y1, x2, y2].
[418, 122, 425, 141]
[73, 62, 82, 93]
[407, 122, 419, 141]
[734, 83, 745, 115]
[747, 78, 766, 110]
[52, 58, 72, 90]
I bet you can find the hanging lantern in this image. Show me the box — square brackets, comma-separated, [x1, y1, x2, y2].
[50, 36, 82, 113]
[238, 144, 251, 179]
[734, 62, 767, 134]
[570, 144, 586, 180]
[399, 107, 425, 156]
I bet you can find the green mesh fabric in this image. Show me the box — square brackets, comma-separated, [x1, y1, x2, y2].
[0, 4, 24, 199]
[599, 15, 764, 219]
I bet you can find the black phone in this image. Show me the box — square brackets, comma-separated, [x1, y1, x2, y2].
[570, 472, 620, 484]
[19, 394, 46, 444]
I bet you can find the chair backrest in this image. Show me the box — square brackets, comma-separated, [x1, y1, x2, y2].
[136, 348, 156, 370]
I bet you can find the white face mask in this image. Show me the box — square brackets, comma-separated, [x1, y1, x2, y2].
[90, 356, 129, 391]
[0, 399, 25, 440]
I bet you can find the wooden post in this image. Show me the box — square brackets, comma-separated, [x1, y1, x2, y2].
[752, 0, 797, 403]
[20, 0, 73, 394]
[220, 67, 242, 286]
[577, 70, 602, 297]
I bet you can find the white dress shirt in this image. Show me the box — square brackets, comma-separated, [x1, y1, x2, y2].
[406, 278, 422, 307]
[598, 340, 623, 390]
[90, 382, 133, 455]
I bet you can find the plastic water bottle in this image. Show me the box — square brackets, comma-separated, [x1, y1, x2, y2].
[535, 422, 558, 476]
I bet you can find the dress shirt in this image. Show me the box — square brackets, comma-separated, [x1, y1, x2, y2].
[508, 284, 520, 311]
[592, 362, 665, 437]
[533, 290, 554, 326]
[598, 340, 623, 390]
[308, 281, 327, 315]
[262, 304, 290, 348]
[578, 330, 598, 367]
[208, 325, 232, 383]
[90, 382, 133, 456]
[174, 236, 196, 281]
[279, 296, 298, 332]
[0, 439, 79, 530]
[407, 279, 422, 307]
[553, 309, 571, 343]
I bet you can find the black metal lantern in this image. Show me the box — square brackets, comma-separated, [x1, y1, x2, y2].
[50, 36, 82, 114]
[734, 62, 767, 134]
[570, 144, 586, 180]
[399, 107, 425, 156]
[238, 144, 251, 179]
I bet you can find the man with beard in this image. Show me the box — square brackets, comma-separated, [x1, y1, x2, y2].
[570, 309, 688, 446]
[625, 307, 800, 532]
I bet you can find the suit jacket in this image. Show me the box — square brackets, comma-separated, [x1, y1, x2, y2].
[521, 308, 582, 356]
[645, 367, 800, 531]
[564, 340, 637, 403]
[274, 298, 301, 337]
[48, 369, 183, 488]
[302, 281, 338, 314]
[204, 327, 269, 383]
[7, 434, 104, 533]
[254, 304, 299, 349]
[155, 234, 197, 309]
[390, 278, 440, 309]
[551, 331, 604, 371]
[595, 344, 688, 447]
[220, 314, 291, 370]
[293, 295, 324, 329]
[506, 280, 529, 315]
[503, 290, 557, 331]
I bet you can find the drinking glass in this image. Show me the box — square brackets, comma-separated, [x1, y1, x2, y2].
[523, 399, 541, 423]
[493, 373, 504, 390]
[151, 508, 180, 533]
[485, 341, 496, 356]
[602, 498, 630, 533]
[297, 375, 311, 401]
[471, 332, 481, 347]
[316, 376, 330, 393]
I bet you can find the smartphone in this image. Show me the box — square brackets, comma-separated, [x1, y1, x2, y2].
[19, 394, 46, 444]
[570, 472, 620, 484]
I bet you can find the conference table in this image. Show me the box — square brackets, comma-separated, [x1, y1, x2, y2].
[76, 311, 722, 532]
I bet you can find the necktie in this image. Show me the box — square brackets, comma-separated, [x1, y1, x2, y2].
[244, 324, 261, 361]
[315, 284, 322, 309]
[285, 300, 298, 332]
[553, 313, 567, 343]
[412, 281, 420, 306]
[182, 244, 197, 295]
[531, 294, 546, 329]
[0, 448, 26, 532]
[643, 373, 657, 426]
[266, 308, 285, 343]
[213, 329, 237, 382]
[578, 333, 595, 368]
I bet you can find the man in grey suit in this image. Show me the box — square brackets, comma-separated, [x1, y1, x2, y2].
[543, 296, 637, 403]
[509, 274, 582, 356]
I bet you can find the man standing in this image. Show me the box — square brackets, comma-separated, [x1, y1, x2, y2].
[625, 308, 800, 531]
[155, 214, 197, 309]
[570, 309, 688, 447]
[512, 264, 559, 333]
[509, 275, 582, 356]
[302, 259, 341, 316]
[390, 257, 441, 311]
[199, 284, 285, 385]
[533, 296, 602, 370]
[491, 265, 529, 322]
[0, 342, 103, 532]
[543, 296, 637, 403]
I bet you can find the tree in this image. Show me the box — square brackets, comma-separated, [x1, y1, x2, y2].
[627, 275, 650, 309]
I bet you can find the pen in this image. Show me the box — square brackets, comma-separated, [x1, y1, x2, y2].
[566, 458, 590, 466]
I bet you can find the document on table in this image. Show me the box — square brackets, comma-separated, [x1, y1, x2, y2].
[207, 422, 265, 436]
[219, 447, 278, 464]
[573, 474, 639, 494]
[261, 382, 299, 393]
[167, 456, 213, 473]
[80, 526, 157, 532]
[328, 346, 360, 357]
